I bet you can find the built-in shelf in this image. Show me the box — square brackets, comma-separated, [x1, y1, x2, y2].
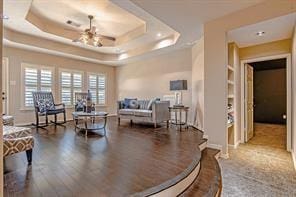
[228, 94, 234, 98]
[228, 109, 234, 113]
[227, 123, 234, 128]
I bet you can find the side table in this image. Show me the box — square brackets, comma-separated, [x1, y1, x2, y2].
[169, 106, 189, 131]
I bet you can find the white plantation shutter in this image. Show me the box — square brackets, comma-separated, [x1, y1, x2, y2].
[88, 74, 106, 105]
[23, 65, 54, 107]
[60, 70, 83, 105]
[40, 69, 52, 92]
[88, 75, 97, 103]
[98, 75, 106, 105]
[61, 72, 72, 105]
[24, 68, 38, 107]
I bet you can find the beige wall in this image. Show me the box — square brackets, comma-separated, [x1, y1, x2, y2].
[3, 46, 117, 125]
[204, 0, 295, 155]
[292, 25, 296, 160]
[240, 39, 292, 60]
[116, 47, 194, 122]
[192, 38, 204, 130]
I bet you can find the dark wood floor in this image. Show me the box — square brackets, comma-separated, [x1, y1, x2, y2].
[180, 148, 222, 197]
[4, 117, 204, 196]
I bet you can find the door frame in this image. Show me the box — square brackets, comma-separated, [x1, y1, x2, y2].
[2, 57, 9, 115]
[240, 53, 291, 151]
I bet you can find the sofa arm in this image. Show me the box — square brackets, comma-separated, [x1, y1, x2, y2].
[152, 101, 170, 123]
[117, 101, 124, 112]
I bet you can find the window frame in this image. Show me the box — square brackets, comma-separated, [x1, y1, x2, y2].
[59, 68, 84, 106]
[87, 72, 107, 106]
[21, 63, 55, 110]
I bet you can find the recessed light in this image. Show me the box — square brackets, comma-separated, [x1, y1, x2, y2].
[1, 14, 9, 20]
[256, 31, 265, 36]
[157, 33, 162, 37]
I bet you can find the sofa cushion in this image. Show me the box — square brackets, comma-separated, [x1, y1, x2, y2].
[138, 100, 150, 109]
[119, 109, 135, 115]
[123, 98, 137, 109]
[134, 109, 152, 117]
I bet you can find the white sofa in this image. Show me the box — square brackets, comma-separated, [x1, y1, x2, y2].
[117, 100, 170, 128]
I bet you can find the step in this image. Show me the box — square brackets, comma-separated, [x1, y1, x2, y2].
[179, 148, 222, 197]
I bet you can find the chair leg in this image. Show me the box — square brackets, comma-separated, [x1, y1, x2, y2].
[63, 111, 67, 123]
[36, 113, 39, 128]
[45, 115, 49, 126]
[54, 114, 57, 124]
[154, 123, 157, 128]
[167, 120, 169, 128]
[118, 117, 120, 125]
[26, 149, 33, 165]
[130, 120, 133, 126]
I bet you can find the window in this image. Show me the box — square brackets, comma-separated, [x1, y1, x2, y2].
[60, 70, 83, 105]
[88, 74, 106, 105]
[22, 64, 54, 107]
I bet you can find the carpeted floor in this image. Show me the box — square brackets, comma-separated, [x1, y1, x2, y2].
[219, 123, 296, 197]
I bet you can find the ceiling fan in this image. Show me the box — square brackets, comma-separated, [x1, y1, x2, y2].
[71, 15, 115, 47]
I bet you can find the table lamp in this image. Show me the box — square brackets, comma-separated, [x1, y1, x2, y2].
[170, 80, 187, 107]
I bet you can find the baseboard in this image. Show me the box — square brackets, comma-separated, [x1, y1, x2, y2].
[207, 143, 222, 150]
[14, 113, 118, 127]
[220, 153, 229, 159]
[292, 151, 296, 170]
[191, 124, 203, 132]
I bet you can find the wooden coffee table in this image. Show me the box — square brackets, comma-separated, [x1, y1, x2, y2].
[72, 111, 108, 137]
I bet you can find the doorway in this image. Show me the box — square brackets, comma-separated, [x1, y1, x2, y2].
[241, 54, 291, 151]
[2, 57, 8, 115]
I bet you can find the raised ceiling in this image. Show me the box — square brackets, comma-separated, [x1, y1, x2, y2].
[228, 13, 296, 48]
[4, 0, 266, 65]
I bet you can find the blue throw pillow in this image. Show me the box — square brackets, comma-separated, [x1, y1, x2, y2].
[124, 98, 137, 109]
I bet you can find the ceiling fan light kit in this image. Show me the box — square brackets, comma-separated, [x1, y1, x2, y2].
[72, 15, 114, 47]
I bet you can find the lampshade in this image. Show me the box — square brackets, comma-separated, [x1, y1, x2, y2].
[170, 80, 187, 91]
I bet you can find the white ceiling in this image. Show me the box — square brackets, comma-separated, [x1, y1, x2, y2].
[3, 0, 269, 65]
[228, 13, 296, 48]
[130, 0, 264, 46]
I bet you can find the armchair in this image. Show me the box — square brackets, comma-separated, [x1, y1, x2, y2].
[32, 92, 66, 128]
[74, 92, 95, 112]
[3, 126, 34, 165]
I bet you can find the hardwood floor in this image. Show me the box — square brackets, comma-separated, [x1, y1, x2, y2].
[4, 117, 204, 196]
[180, 148, 222, 197]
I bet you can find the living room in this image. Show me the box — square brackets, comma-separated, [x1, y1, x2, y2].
[1, 0, 296, 196]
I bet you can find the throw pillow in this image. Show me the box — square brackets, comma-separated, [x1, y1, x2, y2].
[129, 99, 139, 109]
[147, 98, 160, 110]
[123, 98, 137, 109]
[37, 99, 47, 113]
[44, 99, 55, 110]
[76, 99, 85, 111]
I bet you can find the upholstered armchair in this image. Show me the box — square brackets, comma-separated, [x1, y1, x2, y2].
[3, 126, 34, 165]
[32, 92, 66, 128]
[74, 92, 95, 112]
